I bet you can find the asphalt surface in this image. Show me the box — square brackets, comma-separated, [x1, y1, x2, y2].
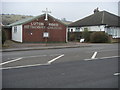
[1, 43, 119, 88]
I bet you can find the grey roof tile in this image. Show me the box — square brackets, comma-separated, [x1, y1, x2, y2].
[69, 11, 120, 27]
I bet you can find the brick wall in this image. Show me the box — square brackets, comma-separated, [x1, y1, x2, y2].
[23, 15, 66, 43]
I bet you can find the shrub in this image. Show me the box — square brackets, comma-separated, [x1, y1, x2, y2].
[69, 34, 75, 41]
[90, 31, 110, 43]
[82, 29, 91, 42]
[2, 30, 6, 45]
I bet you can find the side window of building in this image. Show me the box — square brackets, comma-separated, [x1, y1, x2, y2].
[117, 29, 120, 37]
[14, 26, 17, 33]
[76, 27, 80, 32]
[84, 28, 88, 31]
[114, 29, 117, 36]
[71, 29, 73, 32]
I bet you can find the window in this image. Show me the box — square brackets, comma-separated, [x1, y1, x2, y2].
[76, 27, 80, 30]
[14, 26, 17, 33]
[76, 27, 80, 32]
[71, 29, 73, 32]
[115, 29, 117, 36]
[84, 28, 88, 31]
[117, 29, 120, 37]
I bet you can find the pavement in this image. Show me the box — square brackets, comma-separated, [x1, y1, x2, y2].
[2, 40, 91, 52]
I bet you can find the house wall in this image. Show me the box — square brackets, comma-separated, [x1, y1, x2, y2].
[105, 27, 120, 38]
[22, 15, 67, 43]
[68, 27, 76, 32]
[12, 25, 22, 42]
[80, 26, 105, 32]
[68, 25, 105, 32]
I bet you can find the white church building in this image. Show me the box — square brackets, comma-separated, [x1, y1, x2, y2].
[68, 10, 120, 39]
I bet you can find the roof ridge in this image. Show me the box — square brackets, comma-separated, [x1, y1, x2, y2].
[101, 11, 104, 24]
[102, 10, 119, 17]
[8, 14, 45, 26]
[46, 14, 67, 26]
[10, 17, 33, 25]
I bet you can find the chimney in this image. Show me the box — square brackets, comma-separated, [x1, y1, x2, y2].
[94, 7, 99, 14]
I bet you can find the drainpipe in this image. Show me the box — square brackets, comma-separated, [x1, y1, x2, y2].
[66, 26, 68, 43]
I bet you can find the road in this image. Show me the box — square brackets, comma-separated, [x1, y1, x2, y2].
[1, 43, 119, 88]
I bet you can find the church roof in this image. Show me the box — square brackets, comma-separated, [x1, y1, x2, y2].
[69, 11, 120, 27]
[8, 14, 66, 26]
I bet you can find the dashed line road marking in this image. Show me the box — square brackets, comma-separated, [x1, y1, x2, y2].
[84, 58, 98, 61]
[0, 58, 22, 66]
[0, 54, 64, 70]
[0, 63, 49, 70]
[91, 51, 97, 59]
[48, 54, 64, 64]
[99, 56, 119, 59]
[84, 51, 98, 61]
[114, 73, 120, 76]
[1, 54, 62, 66]
[84, 56, 119, 61]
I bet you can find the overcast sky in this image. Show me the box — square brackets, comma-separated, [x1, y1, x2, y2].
[1, 0, 119, 21]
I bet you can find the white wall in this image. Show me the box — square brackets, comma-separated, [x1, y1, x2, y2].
[68, 26, 120, 39]
[105, 27, 120, 38]
[68, 25, 105, 32]
[80, 26, 105, 32]
[12, 25, 23, 42]
[68, 27, 76, 32]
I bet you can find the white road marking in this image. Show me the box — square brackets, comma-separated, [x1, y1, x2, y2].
[2, 54, 62, 66]
[84, 56, 119, 61]
[84, 58, 98, 61]
[48, 54, 64, 64]
[114, 73, 120, 76]
[0, 58, 22, 65]
[91, 51, 97, 59]
[0, 63, 49, 70]
[0, 54, 64, 70]
[99, 56, 119, 59]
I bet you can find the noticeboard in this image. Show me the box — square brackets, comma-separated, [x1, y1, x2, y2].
[43, 32, 49, 38]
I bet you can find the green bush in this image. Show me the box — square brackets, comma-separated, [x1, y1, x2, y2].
[90, 32, 110, 43]
[69, 34, 75, 41]
[2, 30, 6, 45]
[82, 29, 91, 42]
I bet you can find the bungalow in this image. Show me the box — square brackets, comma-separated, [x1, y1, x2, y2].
[68, 10, 120, 42]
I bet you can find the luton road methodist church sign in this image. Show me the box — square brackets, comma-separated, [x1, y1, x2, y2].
[24, 22, 62, 30]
